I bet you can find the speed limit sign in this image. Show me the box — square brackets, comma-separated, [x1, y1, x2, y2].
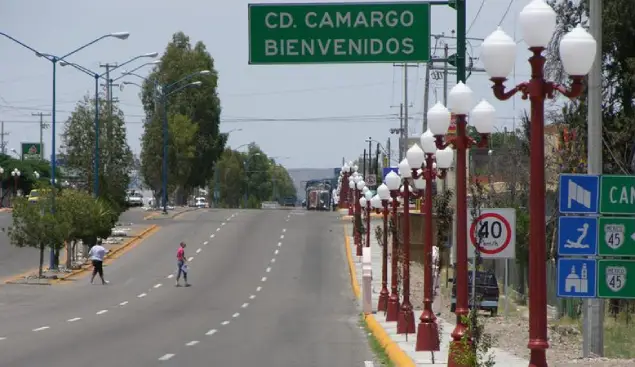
[467, 208, 516, 259]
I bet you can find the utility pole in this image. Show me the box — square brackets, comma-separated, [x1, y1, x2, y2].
[393, 63, 418, 157]
[422, 60, 431, 132]
[584, 0, 603, 358]
[31, 112, 51, 159]
[0, 122, 9, 154]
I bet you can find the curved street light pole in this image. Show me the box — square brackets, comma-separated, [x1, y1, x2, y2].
[0, 31, 129, 269]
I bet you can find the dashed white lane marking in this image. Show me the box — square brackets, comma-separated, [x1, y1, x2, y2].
[221, 222, 226, 226]
[158, 354, 175, 361]
[282, 228, 286, 233]
[210, 234, 215, 238]
[271, 258, 276, 263]
[167, 274, 174, 279]
[0, 337, 6, 341]
[185, 340, 199, 346]
[196, 248, 202, 254]
[221, 321, 230, 326]
[256, 286, 262, 292]
[280, 235, 284, 239]
[232, 312, 240, 318]
[96, 310, 108, 315]
[33, 326, 50, 332]
[206, 329, 217, 336]
[275, 249, 279, 255]
[249, 294, 256, 299]
[242, 302, 249, 308]
[154, 283, 162, 289]
[120, 301, 129, 306]
[266, 267, 271, 273]
[364, 361, 375, 367]
[67, 317, 81, 322]
[203, 241, 208, 245]
[216, 228, 220, 232]
[261, 277, 267, 282]
[188, 257, 194, 261]
[277, 242, 282, 247]
[138, 293, 147, 298]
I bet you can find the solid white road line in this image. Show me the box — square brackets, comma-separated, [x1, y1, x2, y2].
[120, 301, 129, 306]
[242, 303, 249, 308]
[221, 321, 230, 326]
[167, 274, 174, 279]
[96, 310, 108, 315]
[266, 267, 271, 272]
[206, 329, 217, 336]
[158, 354, 175, 361]
[67, 317, 81, 322]
[256, 286, 262, 292]
[0, 337, 6, 341]
[33, 326, 50, 332]
[138, 293, 147, 298]
[185, 340, 199, 346]
[261, 277, 267, 282]
[249, 294, 256, 299]
[232, 312, 240, 318]
[154, 283, 162, 289]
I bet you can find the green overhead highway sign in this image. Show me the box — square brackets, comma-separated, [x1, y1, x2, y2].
[598, 259, 635, 299]
[600, 175, 635, 215]
[248, 2, 431, 64]
[598, 217, 635, 256]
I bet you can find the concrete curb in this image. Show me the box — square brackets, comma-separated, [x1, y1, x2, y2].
[143, 207, 197, 220]
[54, 224, 159, 283]
[343, 224, 416, 367]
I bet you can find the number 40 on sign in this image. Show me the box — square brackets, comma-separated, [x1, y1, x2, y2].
[466, 208, 516, 259]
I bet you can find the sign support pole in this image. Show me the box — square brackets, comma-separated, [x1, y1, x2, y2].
[584, 0, 604, 357]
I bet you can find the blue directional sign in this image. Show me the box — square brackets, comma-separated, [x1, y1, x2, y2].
[559, 174, 600, 214]
[382, 167, 399, 181]
[558, 216, 598, 256]
[557, 258, 597, 298]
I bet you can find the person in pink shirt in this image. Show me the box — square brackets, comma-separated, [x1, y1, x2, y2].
[176, 242, 190, 287]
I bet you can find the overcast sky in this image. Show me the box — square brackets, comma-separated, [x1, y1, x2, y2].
[1, 0, 547, 169]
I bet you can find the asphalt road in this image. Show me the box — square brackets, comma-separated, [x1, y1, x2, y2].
[0, 208, 373, 366]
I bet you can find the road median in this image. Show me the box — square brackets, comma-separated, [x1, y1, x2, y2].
[143, 207, 198, 220]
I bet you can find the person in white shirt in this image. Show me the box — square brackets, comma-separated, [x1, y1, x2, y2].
[89, 240, 107, 285]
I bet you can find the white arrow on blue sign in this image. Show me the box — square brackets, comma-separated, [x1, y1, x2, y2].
[558, 216, 598, 256]
[558, 174, 600, 214]
[557, 258, 597, 298]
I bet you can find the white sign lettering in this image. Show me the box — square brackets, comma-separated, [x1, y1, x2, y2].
[264, 38, 414, 57]
[609, 186, 635, 205]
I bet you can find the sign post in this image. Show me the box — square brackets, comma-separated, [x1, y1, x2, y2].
[248, 2, 431, 64]
[466, 208, 516, 259]
[21, 143, 43, 161]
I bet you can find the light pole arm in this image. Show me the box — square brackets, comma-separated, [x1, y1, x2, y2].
[165, 82, 199, 98]
[0, 32, 51, 61]
[60, 34, 111, 60]
[165, 71, 206, 91]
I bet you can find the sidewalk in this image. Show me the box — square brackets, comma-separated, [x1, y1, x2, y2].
[345, 219, 529, 366]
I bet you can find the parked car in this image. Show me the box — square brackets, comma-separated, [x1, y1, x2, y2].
[126, 192, 144, 207]
[195, 197, 208, 208]
[28, 189, 41, 203]
[450, 268, 500, 316]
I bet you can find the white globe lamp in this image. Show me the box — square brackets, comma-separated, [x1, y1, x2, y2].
[427, 102, 452, 136]
[406, 144, 425, 169]
[398, 159, 412, 178]
[448, 82, 474, 115]
[436, 147, 454, 169]
[356, 180, 365, 190]
[377, 183, 391, 200]
[559, 24, 597, 76]
[359, 197, 367, 207]
[385, 171, 401, 191]
[470, 99, 496, 134]
[420, 129, 437, 154]
[481, 27, 517, 79]
[371, 194, 382, 209]
[519, 0, 557, 48]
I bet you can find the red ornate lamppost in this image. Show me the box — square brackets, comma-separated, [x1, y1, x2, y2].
[427, 87, 494, 364]
[360, 189, 373, 248]
[373, 186, 390, 312]
[384, 171, 402, 322]
[338, 163, 352, 209]
[480, 1, 596, 365]
[351, 174, 366, 257]
[395, 158, 416, 335]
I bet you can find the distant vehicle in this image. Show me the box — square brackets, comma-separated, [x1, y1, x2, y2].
[195, 197, 208, 208]
[126, 191, 144, 207]
[450, 268, 500, 317]
[28, 189, 41, 203]
[282, 197, 296, 207]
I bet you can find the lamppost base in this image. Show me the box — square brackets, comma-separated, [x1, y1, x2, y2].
[377, 288, 389, 312]
[386, 295, 400, 322]
[415, 321, 440, 352]
[348, 206, 353, 216]
[396, 307, 416, 334]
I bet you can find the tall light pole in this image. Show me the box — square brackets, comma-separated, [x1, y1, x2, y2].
[480, 1, 597, 365]
[384, 171, 401, 322]
[0, 31, 130, 269]
[375, 184, 391, 313]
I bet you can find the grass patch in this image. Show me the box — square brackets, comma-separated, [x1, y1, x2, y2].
[604, 314, 635, 358]
[359, 313, 395, 367]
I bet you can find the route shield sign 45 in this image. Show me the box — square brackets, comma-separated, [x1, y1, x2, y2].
[598, 217, 635, 256]
[598, 260, 635, 299]
[467, 208, 516, 259]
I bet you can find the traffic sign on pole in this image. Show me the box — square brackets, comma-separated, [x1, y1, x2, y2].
[248, 2, 432, 64]
[599, 175, 635, 215]
[597, 259, 635, 299]
[558, 174, 600, 214]
[598, 217, 635, 256]
[467, 208, 515, 259]
[365, 174, 377, 186]
[557, 258, 597, 298]
[557, 216, 598, 256]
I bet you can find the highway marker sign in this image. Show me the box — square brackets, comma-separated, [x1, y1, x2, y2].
[598, 259, 635, 299]
[557, 258, 597, 298]
[559, 174, 600, 214]
[557, 216, 598, 256]
[598, 217, 635, 256]
[467, 208, 516, 259]
[599, 175, 635, 215]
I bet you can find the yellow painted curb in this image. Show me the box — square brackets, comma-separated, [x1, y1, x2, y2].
[343, 224, 361, 299]
[365, 314, 417, 367]
[54, 225, 160, 284]
[144, 208, 197, 220]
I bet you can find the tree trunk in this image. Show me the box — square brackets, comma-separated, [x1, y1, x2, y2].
[66, 241, 72, 268]
[38, 243, 45, 278]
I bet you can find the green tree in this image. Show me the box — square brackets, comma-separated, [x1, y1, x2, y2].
[167, 113, 198, 202]
[215, 148, 245, 208]
[269, 162, 296, 202]
[61, 94, 133, 211]
[140, 32, 226, 203]
[244, 144, 273, 206]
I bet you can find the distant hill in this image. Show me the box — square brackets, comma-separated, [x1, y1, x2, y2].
[287, 168, 337, 201]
